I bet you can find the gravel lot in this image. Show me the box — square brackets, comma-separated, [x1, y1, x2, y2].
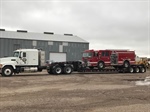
[0, 70, 150, 112]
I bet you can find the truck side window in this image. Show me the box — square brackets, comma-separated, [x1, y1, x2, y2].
[102, 52, 105, 56]
[101, 51, 109, 56]
[105, 51, 109, 56]
[23, 52, 26, 57]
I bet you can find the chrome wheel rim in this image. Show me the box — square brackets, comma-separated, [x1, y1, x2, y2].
[66, 67, 71, 73]
[4, 69, 11, 76]
[56, 68, 61, 74]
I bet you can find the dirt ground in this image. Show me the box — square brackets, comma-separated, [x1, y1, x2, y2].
[0, 70, 150, 112]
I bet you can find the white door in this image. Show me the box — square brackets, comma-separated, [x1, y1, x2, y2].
[49, 52, 66, 62]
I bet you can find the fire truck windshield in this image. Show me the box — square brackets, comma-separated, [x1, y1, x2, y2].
[83, 52, 93, 58]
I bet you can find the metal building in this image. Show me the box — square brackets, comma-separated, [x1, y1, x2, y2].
[0, 29, 89, 61]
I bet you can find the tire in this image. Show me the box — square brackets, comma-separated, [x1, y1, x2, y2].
[47, 70, 53, 74]
[139, 67, 146, 73]
[38, 68, 43, 72]
[129, 67, 134, 73]
[63, 66, 72, 74]
[98, 61, 105, 70]
[134, 67, 140, 73]
[53, 65, 62, 75]
[2, 66, 13, 77]
[123, 61, 130, 68]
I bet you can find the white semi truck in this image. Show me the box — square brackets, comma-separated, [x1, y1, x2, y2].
[0, 49, 46, 77]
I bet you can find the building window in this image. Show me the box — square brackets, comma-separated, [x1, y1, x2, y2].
[32, 41, 37, 46]
[48, 41, 53, 45]
[59, 45, 63, 52]
[63, 42, 68, 46]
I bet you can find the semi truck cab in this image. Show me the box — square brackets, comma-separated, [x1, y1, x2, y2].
[0, 49, 45, 77]
[13, 49, 39, 65]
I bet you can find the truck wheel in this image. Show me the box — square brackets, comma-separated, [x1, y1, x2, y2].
[139, 67, 146, 73]
[134, 67, 140, 73]
[63, 66, 72, 74]
[38, 68, 43, 72]
[129, 67, 134, 73]
[2, 66, 13, 77]
[98, 61, 105, 70]
[47, 70, 53, 74]
[53, 65, 62, 75]
[123, 61, 130, 68]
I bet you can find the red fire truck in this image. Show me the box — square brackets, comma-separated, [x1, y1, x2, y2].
[82, 49, 136, 69]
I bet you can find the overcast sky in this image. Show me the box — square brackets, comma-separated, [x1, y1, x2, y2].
[0, 0, 150, 57]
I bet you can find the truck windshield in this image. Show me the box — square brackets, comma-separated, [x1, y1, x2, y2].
[83, 52, 93, 58]
[13, 52, 20, 57]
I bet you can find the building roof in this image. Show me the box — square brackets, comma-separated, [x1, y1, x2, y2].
[0, 30, 89, 43]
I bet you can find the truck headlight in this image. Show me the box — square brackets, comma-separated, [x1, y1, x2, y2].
[0, 64, 3, 68]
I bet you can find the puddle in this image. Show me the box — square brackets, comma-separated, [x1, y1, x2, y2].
[135, 76, 150, 86]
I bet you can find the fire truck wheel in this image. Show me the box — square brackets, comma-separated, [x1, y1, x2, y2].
[123, 61, 130, 68]
[2, 66, 13, 77]
[129, 67, 134, 73]
[63, 66, 72, 74]
[134, 67, 140, 73]
[53, 65, 62, 75]
[139, 67, 146, 73]
[98, 61, 105, 69]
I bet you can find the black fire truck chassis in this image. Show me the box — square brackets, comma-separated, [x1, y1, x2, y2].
[47, 61, 146, 75]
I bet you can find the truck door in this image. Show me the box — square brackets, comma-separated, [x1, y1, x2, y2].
[19, 52, 27, 65]
[91, 51, 98, 66]
[100, 51, 110, 65]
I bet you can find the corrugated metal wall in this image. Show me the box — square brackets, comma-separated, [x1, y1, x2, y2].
[0, 38, 89, 61]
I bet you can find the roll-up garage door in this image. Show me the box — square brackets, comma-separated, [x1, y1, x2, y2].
[49, 52, 66, 62]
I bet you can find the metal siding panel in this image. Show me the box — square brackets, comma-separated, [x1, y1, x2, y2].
[0, 38, 4, 57]
[65, 42, 89, 61]
[53, 42, 59, 52]
[25, 40, 32, 48]
[0, 38, 2, 57]
[44, 41, 49, 61]
[8, 39, 11, 56]
[4, 39, 8, 56]
[0, 38, 89, 61]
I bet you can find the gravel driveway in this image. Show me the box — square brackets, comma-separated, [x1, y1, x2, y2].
[0, 70, 150, 112]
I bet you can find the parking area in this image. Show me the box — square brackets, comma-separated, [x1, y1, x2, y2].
[0, 70, 150, 112]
